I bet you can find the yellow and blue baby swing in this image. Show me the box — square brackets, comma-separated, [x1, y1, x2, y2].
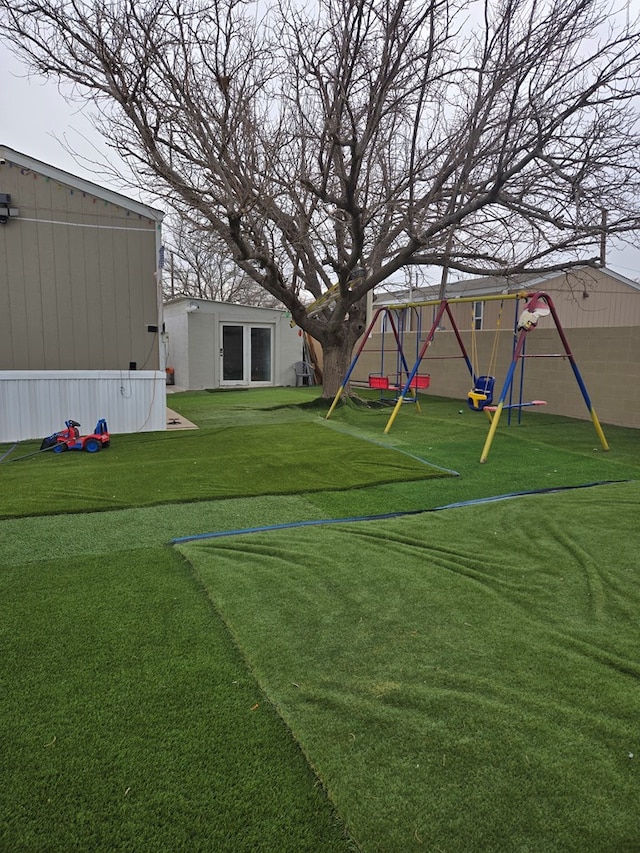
[467, 301, 502, 411]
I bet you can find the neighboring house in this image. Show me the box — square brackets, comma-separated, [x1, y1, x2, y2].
[0, 146, 166, 442]
[164, 297, 305, 390]
[355, 266, 640, 428]
[373, 266, 640, 330]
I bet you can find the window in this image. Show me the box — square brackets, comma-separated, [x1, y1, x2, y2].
[473, 301, 484, 331]
[250, 327, 271, 381]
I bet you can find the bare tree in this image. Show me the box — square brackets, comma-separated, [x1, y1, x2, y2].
[1, 0, 639, 395]
[165, 218, 281, 307]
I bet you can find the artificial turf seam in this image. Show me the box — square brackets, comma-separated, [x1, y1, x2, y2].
[174, 547, 363, 852]
[318, 418, 462, 476]
[170, 478, 631, 544]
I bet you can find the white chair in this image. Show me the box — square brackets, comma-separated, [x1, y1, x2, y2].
[293, 361, 314, 386]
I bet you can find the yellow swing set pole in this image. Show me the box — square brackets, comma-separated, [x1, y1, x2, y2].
[325, 384, 346, 420]
[480, 401, 504, 462]
[479, 325, 529, 462]
[589, 408, 609, 451]
[383, 395, 405, 434]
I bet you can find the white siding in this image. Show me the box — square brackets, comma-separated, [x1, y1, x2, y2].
[0, 371, 166, 442]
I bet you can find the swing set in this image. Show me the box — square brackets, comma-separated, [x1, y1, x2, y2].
[326, 291, 609, 462]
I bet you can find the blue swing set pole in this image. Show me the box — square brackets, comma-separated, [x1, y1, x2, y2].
[397, 306, 428, 411]
[391, 307, 423, 412]
[516, 326, 526, 425]
[378, 308, 419, 404]
[507, 299, 516, 425]
[393, 308, 418, 385]
[517, 296, 532, 426]
[545, 294, 610, 452]
[479, 327, 528, 462]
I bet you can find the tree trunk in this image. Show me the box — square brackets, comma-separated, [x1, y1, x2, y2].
[320, 334, 359, 399]
[317, 295, 368, 398]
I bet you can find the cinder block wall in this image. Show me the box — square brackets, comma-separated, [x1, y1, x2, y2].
[352, 326, 640, 428]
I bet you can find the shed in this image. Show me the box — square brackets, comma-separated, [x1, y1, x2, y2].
[164, 297, 305, 390]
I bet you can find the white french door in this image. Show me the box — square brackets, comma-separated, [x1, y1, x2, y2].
[220, 323, 273, 386]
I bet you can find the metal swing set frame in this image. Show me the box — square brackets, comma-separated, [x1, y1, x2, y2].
[365, 306, 431, 404]
[326, 291, 609, 462]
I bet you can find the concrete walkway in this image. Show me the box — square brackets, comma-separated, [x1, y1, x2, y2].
[166, 407, 198, 430]
[167, 385, 199, 429]
[165, 387, 198, 430]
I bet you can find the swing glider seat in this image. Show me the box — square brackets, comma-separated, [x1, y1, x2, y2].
[467, 376, 495, 411]
[408, 374, 430, 389]
[369, 374, 392, 390]
[368, 374, 430, 391]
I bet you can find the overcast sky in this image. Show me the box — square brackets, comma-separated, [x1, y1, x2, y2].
[1, 43, 142, 196]
[2, 41, 639, 282]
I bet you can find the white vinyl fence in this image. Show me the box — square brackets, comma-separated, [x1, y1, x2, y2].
[0, 371, 166, 443]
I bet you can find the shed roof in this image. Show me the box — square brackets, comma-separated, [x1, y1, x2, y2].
[164, 296, 287, 313]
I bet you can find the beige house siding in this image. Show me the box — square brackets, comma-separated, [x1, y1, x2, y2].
[373, 267, 640, 334]
[0, 151, 162, 372]
[541, 268, 640, 328]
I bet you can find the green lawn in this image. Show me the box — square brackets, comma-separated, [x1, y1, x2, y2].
[179, 481, 640, 851]
[0, 418, 447, 519]
[1, 388, 638, 852]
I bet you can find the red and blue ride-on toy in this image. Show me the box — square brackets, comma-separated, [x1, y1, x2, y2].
[40, 419, 110, 454]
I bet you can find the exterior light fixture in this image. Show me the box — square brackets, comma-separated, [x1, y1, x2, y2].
[0, 193, 19, 225]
